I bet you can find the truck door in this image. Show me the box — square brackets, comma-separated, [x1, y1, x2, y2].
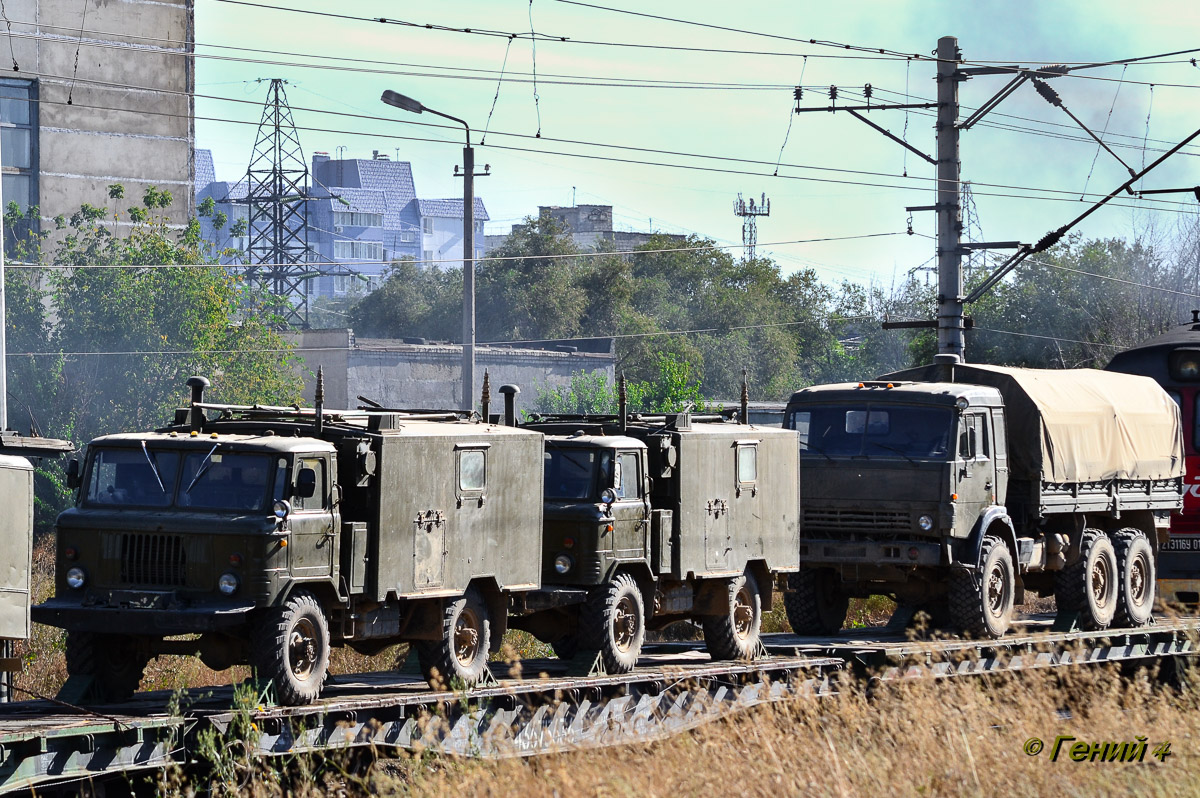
[955, 412, 995, 527]
[611, 450, 650, 562]
[289, 455, 336, 580]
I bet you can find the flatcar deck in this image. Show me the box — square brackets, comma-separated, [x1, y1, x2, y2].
[0, 617, 1195, 794]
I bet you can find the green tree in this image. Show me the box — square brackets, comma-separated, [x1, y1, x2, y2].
[4, 191, 303, 530]
[347, 259, 460, 340]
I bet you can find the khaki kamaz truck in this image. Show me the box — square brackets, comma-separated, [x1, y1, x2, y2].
[33, 375, 544, 705]
[783, 357, 1184, 638]
[512, 386, 800, 672]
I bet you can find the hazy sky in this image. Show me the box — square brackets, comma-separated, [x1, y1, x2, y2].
[195, 1, 1200, 287]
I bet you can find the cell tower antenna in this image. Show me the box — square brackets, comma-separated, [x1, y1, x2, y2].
[733, 192, 770, 261]
[242, 78, 315, 329]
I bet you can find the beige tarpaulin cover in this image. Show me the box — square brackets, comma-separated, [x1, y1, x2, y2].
[882, 363, 1184, 484]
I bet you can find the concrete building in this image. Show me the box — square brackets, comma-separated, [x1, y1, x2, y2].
[0, 0, 194, 246]
[485, 204, 685, 253]
[286, 328, 614, 416]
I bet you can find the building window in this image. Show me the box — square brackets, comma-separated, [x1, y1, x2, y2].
[399, 230, 416, 243]
[333, 240, 384, 260]
[0, 78, 37, 254]
[422, 217, 433, 234]
[423, 249, 433, 263]
[333, 211, 383, 228]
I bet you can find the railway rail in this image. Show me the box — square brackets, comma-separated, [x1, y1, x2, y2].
[0, 617, 1195, 795]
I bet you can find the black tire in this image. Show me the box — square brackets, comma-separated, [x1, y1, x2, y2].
[251, 590, 330, 706]
[702, 572, 763, 661]
[65, 631, 149, 702]
[416, 586, 491, 688]
[784, 568, 849, 636]
[949, 536, 1014, 638]
[1114, 529, 1155, 628]
[579, 572, 645, 674]
[1056, 529, 1118, 631]
[550, 635, 578, 661]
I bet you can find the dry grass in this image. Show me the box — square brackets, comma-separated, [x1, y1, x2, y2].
[156, 660, 1200, 797]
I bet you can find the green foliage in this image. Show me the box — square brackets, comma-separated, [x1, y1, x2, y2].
[534, 353, 710, 415]
[4, 186, 303, 534]
[348, 259, 461, 340]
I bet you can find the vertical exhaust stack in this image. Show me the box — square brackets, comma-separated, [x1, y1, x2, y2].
[933, 353, 960, 383]
[480, 370, 491, 423]
[740, 368, 749, 425]
[618, 372, 628, 434]
[499, 384, 520, 427]
[186, 375, 210, 432]
[315, 366, 325, 435]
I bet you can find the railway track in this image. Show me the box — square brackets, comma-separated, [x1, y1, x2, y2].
[0, 616, 1195, 795]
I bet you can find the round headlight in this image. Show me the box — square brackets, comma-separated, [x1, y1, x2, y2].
[217, 572, 240, 595]
[66, 567, 86, 590]
[955, 396, 970, 411]
[553, 554, 574, 575]
[918, 514, 935, 531]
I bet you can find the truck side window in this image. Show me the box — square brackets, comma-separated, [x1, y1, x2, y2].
[975, 414, 990, 458]
[272, 458, 288, 503]
[293, 457, 327, 511]
[456, 446, 488, 502]
[615, 451, 640, 499]
[737, 444, 757, 485]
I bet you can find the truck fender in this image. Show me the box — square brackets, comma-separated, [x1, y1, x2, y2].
[964, 507, 1018, 570]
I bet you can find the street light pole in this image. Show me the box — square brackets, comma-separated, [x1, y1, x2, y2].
[381, 90, 486, 412]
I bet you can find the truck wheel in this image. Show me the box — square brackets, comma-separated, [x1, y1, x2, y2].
[580, 572, 645, 674]
[417, 586, 491, 688]
[949, 536, 1014, 638]
[1114, 529, 1155, 628]
[702, 572, 763, 660]
[65, 631, 149, 701]
[550, 635, 578, 660]
[251, 590, 330, 706]
[784, 568, 848, 635]
[1056, 530, 1118, 631]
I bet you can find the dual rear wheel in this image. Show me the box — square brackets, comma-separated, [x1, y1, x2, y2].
[1056, 528, 1154, 631]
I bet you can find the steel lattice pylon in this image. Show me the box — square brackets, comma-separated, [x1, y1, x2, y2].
[733, 192, 770, 261]
[244, 79, 312, 329]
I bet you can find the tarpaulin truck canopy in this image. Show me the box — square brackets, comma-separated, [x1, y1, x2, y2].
[881, 363, 1184, 485]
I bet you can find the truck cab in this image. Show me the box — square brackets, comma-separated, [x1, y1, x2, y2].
[786, 382, 1004, 594]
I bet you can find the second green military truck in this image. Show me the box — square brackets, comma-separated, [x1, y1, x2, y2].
[34, 375, 544, 704]
[512, 385, 801, 672]
[783, 357, 1184, 638]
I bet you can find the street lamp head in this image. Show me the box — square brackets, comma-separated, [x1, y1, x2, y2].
[381, 90, 424, 114]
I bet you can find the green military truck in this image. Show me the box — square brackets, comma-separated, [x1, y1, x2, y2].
[783, 357, 1184, 638]
[512, 387, 801, 672]
[33, 375, 544, 704]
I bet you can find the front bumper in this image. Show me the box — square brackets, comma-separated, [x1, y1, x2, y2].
[799, 537, 944, 567]
[32, 596, 256, 635]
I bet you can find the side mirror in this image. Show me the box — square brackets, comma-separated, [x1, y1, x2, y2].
[296, 467, 317, 499]
[65, 458, 80, 490]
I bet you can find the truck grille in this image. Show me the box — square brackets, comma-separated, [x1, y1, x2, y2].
[803, 508, 910, 534]
[119, 533, 186, 587]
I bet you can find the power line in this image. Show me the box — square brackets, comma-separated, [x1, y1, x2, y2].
[972, 327, 1125, 349]
[4, 232, 914, 271]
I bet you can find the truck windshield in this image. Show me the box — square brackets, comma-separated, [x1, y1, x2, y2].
[787, 404, 955, 459]
[544, 448, 599, 500]
[86, 448, 181, 507]
[179, 452, 275, 511]
[84, 447, 276, 511]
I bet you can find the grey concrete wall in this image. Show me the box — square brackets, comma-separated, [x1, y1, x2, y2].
[1, 0, 194, 226]
[287, 329, 614, 416]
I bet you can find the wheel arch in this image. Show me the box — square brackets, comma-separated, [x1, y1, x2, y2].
[966, 507, 1018, 570]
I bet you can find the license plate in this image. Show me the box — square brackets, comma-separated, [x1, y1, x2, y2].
[1163, 536, 1198, 552]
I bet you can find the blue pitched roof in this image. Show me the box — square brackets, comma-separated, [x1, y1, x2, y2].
[197, 179, 248, 202]
[320, 187, 387, 215]
[418, 198, 489, 221]
[194, 149, 215, 195]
